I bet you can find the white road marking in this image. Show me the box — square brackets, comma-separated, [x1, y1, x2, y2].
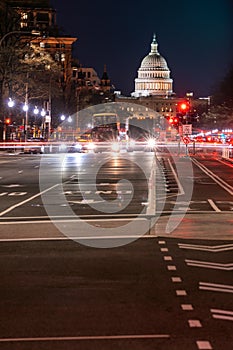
[164, 256, 172, 261]
[0, 235, 156, 242]
[196, 340, 213, 349]
[207, 199, 221, 212]
[192, 158, 233, 196]
[172, 277, 182, 283]
[176, 290, 187, 296]
[199, 282, 233, 293]
[2, 184, 23, 188]
[0, 184, 59, 217]
[188, 320, 202, 328]
[167, 265, 176, 271]
[68, 199, 105, 204]
[0, 334, 170, 343]
[186, 259, 233, 270]
[160, 248, 168, 252]
[8, 192, 27, 196]
[211, 308, 233, 321]
[178, 242, 233, 252]
[181, 304, 193, 311]
[212, 314, 233, 321]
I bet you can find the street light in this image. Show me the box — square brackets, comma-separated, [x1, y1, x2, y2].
[0, 30, 40, 141]
[0, 30, 40, 47]
[33, 106, 39, 115]
[7, 97, 14, 108]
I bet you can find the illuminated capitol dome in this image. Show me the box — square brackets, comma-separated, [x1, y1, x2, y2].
[132, 34, 173, 97]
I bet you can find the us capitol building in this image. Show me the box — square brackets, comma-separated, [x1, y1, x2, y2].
[116, 34, 179, 120]
[132, 33, 173, 98]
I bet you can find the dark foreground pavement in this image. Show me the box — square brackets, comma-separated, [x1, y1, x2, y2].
[0, 233, 232, 350]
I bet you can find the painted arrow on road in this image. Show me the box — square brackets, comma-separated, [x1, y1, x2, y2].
[185, 259, 233, 270]
[179, 243, 233, 252]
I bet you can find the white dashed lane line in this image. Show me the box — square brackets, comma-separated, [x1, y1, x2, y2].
[159, 240, 213, 350]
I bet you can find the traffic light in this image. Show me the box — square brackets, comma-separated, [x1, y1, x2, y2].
[167, 116, 179, 128]
[5, 118, 11, 125]
[173, 117, 179, 127]
[177, 100, 190, 115]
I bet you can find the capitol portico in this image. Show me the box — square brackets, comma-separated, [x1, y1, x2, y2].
[132, 34, 173, 98]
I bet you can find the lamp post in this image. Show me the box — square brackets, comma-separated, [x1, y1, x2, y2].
[22, 74, 29, 141]
[0, 30, 40, 141]
[3, 98, 15, 141]
[0, 30, 40, 47]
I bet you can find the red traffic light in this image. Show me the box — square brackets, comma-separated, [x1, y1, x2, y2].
[178, 101, 189, 113]
[5, 118, 11, 125]
[180, 103, 188, 110]
[168, 117, 179, 125]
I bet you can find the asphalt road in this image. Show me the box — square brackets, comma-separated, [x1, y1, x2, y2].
[0, 237, 232, 350]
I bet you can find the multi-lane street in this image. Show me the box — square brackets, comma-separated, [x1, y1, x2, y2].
[0, 147, 233, 349]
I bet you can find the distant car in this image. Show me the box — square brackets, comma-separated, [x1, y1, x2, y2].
[24, 138, 45, 154]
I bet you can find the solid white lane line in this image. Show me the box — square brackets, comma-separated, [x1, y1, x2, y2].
[0, 235, 155, 242]
[186, 260, 233, 270]
[207, 199, 221, 212]
[178, 242, 233, 252]
[0, 184, 59, 217]
[210, 308, 233, 316]
[0, 217, 148, 225]
[0, 334, 170, 343]
[192, 158, 233, 195]
[212, 314, 233, 321]
[200, 282, 233, 290]
[199, 282, 233, 293]
[199, 287, 233, 294]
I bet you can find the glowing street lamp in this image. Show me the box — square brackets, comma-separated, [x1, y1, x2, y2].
[8, 97, 14, 108]
[33, 106, 39, 115]
[41, 108, 46, 117]
[23, 103, 28, 112]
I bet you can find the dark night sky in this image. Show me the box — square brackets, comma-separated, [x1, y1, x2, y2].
[50, 0, 233, 98]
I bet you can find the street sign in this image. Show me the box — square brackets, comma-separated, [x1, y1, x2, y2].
[182, 124, 192, 135]
[182, 136, 190, 144]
